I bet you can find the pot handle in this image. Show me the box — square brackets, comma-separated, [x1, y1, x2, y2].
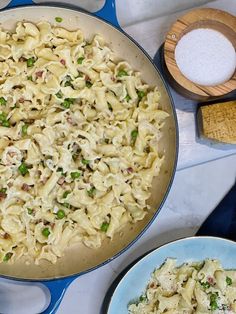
[41, 276, 75, 314]
[94, 0, 120, 28]
[6, 0, 120, 28]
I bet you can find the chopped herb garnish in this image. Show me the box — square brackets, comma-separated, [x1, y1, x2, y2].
[87, 187, 96, 197]
[62, 190, 71, 198]
[86, 81, 92, 88]
[131, 129, 138, 140]
[27, 208, 33, 215]
[117, 69, 128, 77]
[226, 276, 232, 286]
[57, 209, 65, 219]
[77, 57, 84, 64]
[55, 17, 63, 23]
[82, 159, 89, 165]
[18, 162, 29, 176]
[27, 75, 33, 81]
[125, 94, 131, 102]
[22, 124, 28, 136]
[137, 90, 146, 100]
[0, 97, 7, 106]
[100, 222, 109, 232]
[42, 227, 50, 238]
[55, 91, 63, 99]
[27, 57, 35, 67]
[70, 171, 81, 179]
[210, 293, 219, 311]
[3, 252, 13, 262]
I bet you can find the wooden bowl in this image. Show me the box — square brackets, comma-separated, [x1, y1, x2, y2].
[164, 8, 236, 100]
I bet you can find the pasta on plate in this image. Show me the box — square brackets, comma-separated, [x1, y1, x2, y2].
[128, 259, 236, 314]
[0, 20, 168, 264]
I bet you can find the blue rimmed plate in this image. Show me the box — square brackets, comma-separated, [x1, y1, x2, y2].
[106, 236, 236, 314]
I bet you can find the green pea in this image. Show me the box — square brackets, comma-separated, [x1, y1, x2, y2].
[62, 98, 74, 109]
[87, 187, 96, 198]
[0, 97, 7, 106]
[200, 281, 210, 289]
[137, 90, 146, 100]
[27, 208, 33, 215]
[0, 112, 7, 122]
[62, 99, 71, 109]
[22, 124, 28, 136]
[42, 227, 50, 238]
[57, 209, 65, 219]
[226, 276, 232, 286]
[139, 295, 147, 302]
[210, 293, 218, 311]
[117, 69, 128, 77]
[64, 80, 73, 87]
[77, 57, 84, 64]
[131, 129, 138, 140]
[86, 81, 92, 88]
[55, 91, 63, 99]
[3, 252, 13, 262]
[27, 57, 35, 67]
[125, 94, 131, 102]
[70, 171, 81, 179]
[0, 188, 7, 193]
[2, 120, 10, 128]
[100, 222, 109, 232]
[62, 190, 71, 198]
[55, 17, 63, 23]
[18, 162, 29, 176]
[82, 159, 89, 165]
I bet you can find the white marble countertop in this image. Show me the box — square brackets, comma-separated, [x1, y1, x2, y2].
[0, 1, 236, 313]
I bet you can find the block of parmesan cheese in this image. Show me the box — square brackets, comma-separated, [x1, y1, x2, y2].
[198, 100, 236, 144]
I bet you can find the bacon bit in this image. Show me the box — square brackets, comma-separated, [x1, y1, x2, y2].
[127, 167, 133, 173]
[21, 183, 30, 192]
[60, 59, 66, 65]
[8, 151, 17, 158]
[207, 276, 214, 285]
[111, 76, 115, 82]
[57, 176, 65, 185]
[149, 282, 157, 289]
[0, 192, 7, 200]
[3, 233, 10, 239]
[85, 75, 89, 81]
[18, 97, 25, 103]
[66, 117, 77, 126]
[40, 177, 48, 184]
[50, 222, 55, 229]
[35, 71, 44, 78]
[19, 57, 26, 62]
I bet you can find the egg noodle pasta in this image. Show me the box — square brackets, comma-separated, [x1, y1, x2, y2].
[128, 259, 236, 314]
[0, 20, 168, 264]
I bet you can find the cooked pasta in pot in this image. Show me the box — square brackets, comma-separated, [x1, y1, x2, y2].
[0, 21, 168, 264]
[128, 259, 236, 314]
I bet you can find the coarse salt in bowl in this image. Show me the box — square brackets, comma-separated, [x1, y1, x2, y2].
[175, 28, 236, 86]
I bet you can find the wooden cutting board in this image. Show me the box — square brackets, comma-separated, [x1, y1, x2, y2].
[198, 100, 236, 143]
